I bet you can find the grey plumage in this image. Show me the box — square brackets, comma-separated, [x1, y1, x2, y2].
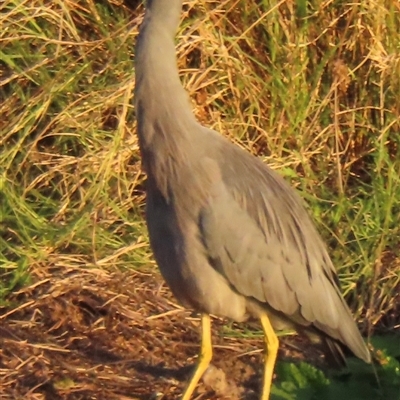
[134, 1, 370, 398]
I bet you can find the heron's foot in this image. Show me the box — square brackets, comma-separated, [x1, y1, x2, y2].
[181, 314, 212, 400]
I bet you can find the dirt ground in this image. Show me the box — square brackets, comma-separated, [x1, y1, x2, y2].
[0, 266, 331, 400]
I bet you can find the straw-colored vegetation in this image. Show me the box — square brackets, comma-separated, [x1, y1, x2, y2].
[1, 0, 399, 398]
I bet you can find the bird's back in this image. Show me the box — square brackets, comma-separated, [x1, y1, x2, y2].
[195, 131, 370, 363]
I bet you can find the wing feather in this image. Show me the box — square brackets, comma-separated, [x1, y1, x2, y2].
[198, 141, 370, 362]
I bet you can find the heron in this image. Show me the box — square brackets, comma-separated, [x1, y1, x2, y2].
[134, 1, 371, 399]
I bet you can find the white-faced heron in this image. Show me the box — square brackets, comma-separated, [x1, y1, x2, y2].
[134, 1, 371, 399]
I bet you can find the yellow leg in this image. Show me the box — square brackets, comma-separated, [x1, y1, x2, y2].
[260, 313, 279, 400]
[181, 313, 212, 400]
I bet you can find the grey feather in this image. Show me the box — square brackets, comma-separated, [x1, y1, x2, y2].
[135, 0, 371, 365]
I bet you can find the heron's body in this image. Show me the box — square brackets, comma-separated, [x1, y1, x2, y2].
[135, 1, 370, 398]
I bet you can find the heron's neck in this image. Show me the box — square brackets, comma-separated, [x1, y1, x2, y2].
[143, 0, 183, 35]
[134, 0, 198, 193]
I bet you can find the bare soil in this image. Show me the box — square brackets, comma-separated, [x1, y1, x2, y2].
[0, 267, 328, 400]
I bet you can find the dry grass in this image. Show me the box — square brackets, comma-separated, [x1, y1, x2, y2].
[0, 266, 328, 399]
[1, 0, 400, 397]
